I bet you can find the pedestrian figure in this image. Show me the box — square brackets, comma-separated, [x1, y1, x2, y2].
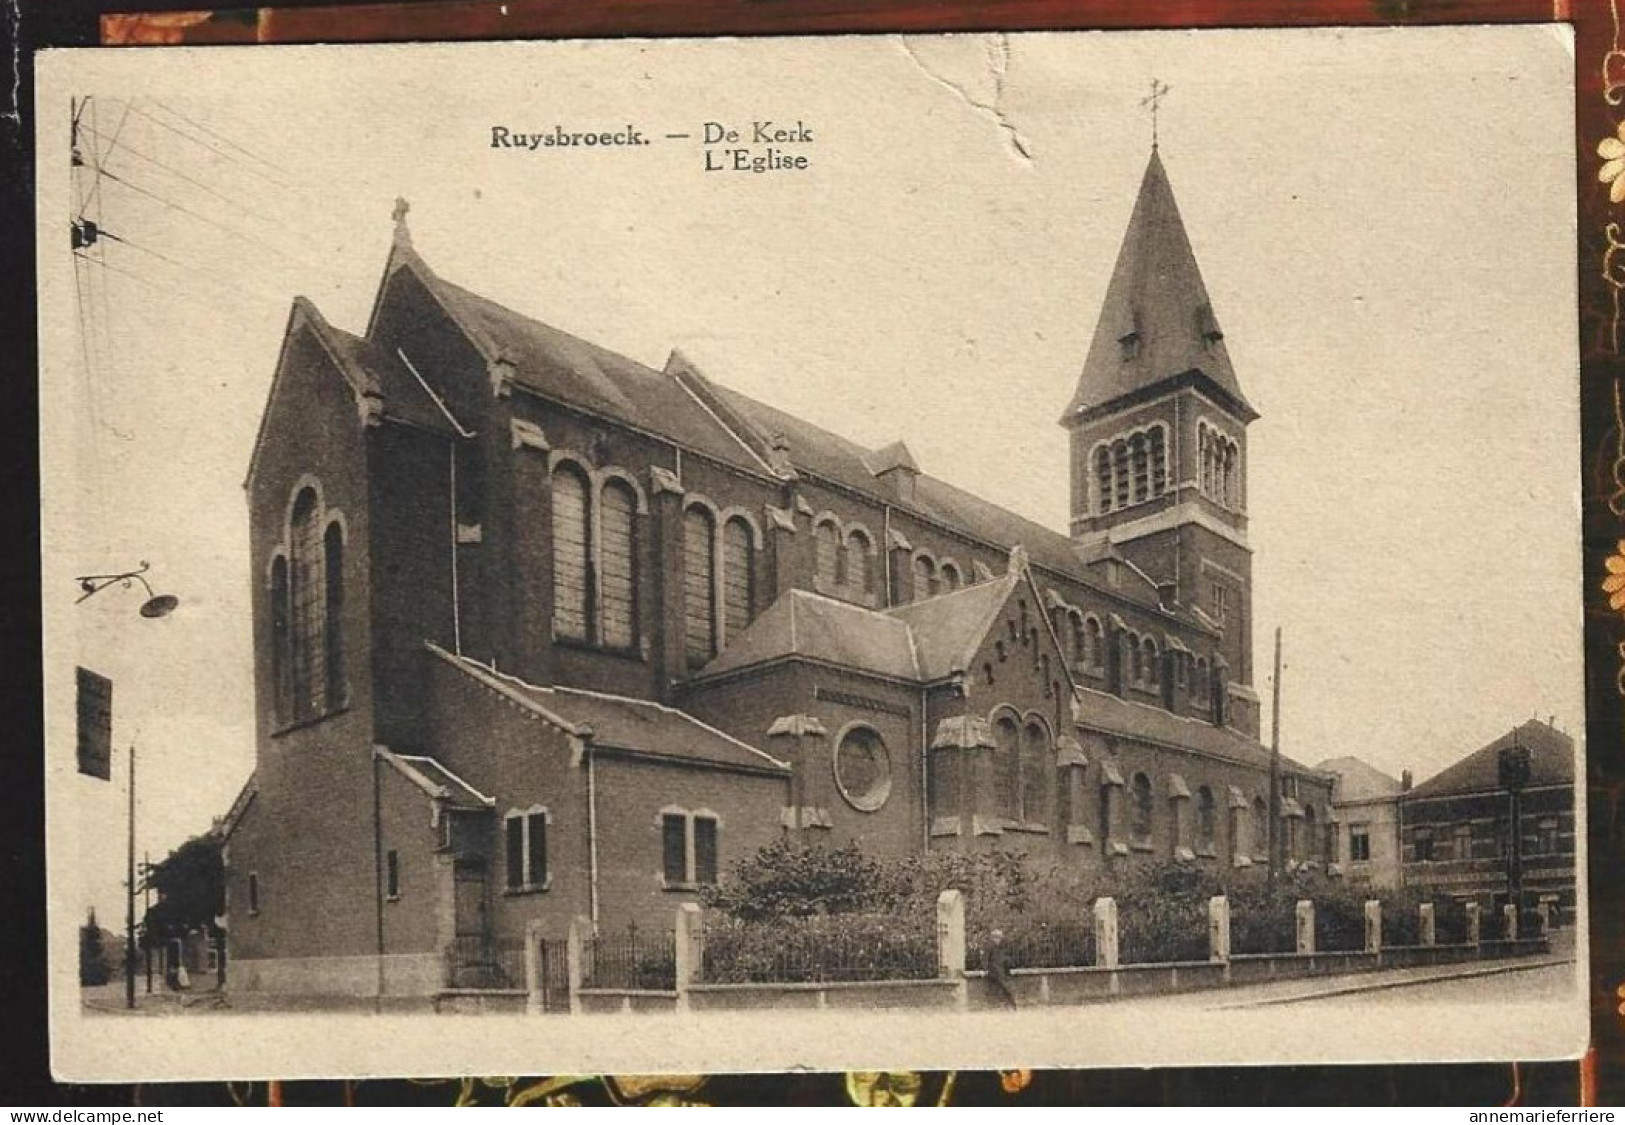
[986, 929, 1017, 1009]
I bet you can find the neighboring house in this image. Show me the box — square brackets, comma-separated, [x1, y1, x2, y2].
[220, 148, 1334, 999]
[1314, 756, 1404, 889]
[1399, 719, 1577, 920]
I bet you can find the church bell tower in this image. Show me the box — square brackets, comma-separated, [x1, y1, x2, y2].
[1062, 147, 1259, 697]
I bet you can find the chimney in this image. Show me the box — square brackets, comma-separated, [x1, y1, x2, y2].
[1401, 769, 1413, 793]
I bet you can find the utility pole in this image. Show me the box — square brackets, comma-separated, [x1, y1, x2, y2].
[1267, 627, 1283, 890]
[125, 743, 137, 1010]
[142, 851, 153, 993]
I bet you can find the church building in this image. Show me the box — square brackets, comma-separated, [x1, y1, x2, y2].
[220, 149, 1335, 997]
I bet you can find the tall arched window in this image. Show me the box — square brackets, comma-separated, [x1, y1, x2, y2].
[993, 713, 1020, 822]
[1130, 433, 1149, 502]
[1021, 721, 1051, 826]
[845, 529, 871, 595]
[1150, 426, 1167, 494]
[1196, 786, 1217, 853]
[1069, 612, 1086, 667]
[1143, 637, 1160, 688]
[683, 506, 717, 668]
[1095, 446, 1112, 514]
[1195, 657, 1210, 704]
[1127, 631, 1143, 684]
[270, 556, 291, 723]
[1252, 796, 1268, 856]
[939, 560, 961, 592]
[289, 488, 327, 719]
[913, 555, 938, 599]
[323, 522, 345, 708]
[599, 480, 638, 650]
[722, 516, 755, 640]
[1130, 772, 1154, 844]
[1112, 440, 1130, 509]
[551, 466, 591, 643]
[1303, 805, 1318, 863]
[1086, 617, 1104, 670]
[814, 520, 840, 586]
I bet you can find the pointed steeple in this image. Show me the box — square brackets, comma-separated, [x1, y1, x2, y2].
[1062, 150, 1255, 423]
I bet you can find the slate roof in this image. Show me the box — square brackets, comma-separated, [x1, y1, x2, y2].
[697, 589, 920, 682]
[697, 570, 1035, 687]
[429, 643, 790, 774]
[1313, 755, 1403, 804]
[388, 225, 1205, 624]
[1063, 150, 1255, 422]
[1406, 720, 1575, 801]
[710, 384, 1127, 584]
[884, 571, 1020, 682]
[320, 321, 465, 437]
[433, 281, 766, 474]
[1074, 684, 1320, 777]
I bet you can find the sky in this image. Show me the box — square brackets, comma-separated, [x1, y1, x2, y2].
[40, 27, 1580, 926]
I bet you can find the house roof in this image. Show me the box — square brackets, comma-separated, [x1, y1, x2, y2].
[697, 588, 921, 682]
[1405, 719, 1575, 801]
[429, 643, 790, 774]
[1062, 150, 1255, 423]
[1313, 755, 1403, 804]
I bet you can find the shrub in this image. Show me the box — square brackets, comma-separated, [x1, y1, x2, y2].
[701, 913, 937, 984]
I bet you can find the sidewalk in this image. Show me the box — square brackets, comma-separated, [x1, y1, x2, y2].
[1203, 949, 1576, 1010]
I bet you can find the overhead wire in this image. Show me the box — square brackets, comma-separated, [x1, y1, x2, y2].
[78, 122, 286, 229]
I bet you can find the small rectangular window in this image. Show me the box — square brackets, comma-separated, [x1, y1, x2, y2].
[386, 849, 400, 900]
[505, 816, 525, 891]
[662, 813, 688, 886]
[693, 816, 718, 885]
[526, 813, 549, 888]
[248, 872, 260, 915]
[1413, 827, 1434, 862]
[1349, 824, 1371, 862]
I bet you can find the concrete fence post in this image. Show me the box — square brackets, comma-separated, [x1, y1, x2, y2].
[1295, 900, 1316, 956]
[1503, 902, 1519, 943]
[566, 915, 591, 1017]
[524, 918, 545, 1016]
[1208, 896, 1231, 964]
[1418, 903, 1436, 947]
[674, 903, 704, 1013]
[1363, 900, 1382, 955]
[1465, 902, 1481, 947]
[936, 889, 966, 978]
[1094, 897, 1120, 970]
[936, 889, 967, 1010]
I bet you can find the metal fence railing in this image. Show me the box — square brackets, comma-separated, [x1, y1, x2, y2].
[446, 934, 526, 990]
[968, 920, 1096, 973]
[583, 924, 676, 992]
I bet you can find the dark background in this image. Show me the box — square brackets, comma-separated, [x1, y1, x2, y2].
[1, 0, 1610, 1105]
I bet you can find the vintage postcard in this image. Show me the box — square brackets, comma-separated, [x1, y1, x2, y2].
[38, 26, 1585, 1081]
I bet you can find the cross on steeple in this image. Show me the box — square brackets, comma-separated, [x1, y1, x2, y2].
[1141, 79, 1171, 149]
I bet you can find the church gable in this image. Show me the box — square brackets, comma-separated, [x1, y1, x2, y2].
[954, 562, 1075, 735]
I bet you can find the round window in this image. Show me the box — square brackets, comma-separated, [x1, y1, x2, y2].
[834, 726, 892, 812]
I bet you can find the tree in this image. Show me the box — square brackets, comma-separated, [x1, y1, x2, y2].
[79, 908, 111, 986]
[143, 831, 225, 948]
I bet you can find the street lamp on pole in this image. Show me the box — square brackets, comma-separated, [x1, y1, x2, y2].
[73, 562, 179, 1010]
